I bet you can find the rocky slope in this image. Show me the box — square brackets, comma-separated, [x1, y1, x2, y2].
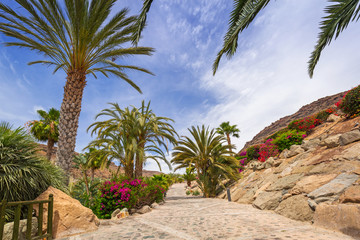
[242, 91, 346, 150]
[219, 115, 360, 239]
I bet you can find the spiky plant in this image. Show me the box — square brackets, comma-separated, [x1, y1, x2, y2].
[0, 0, 154, 178]
[0, 122, 66, 221]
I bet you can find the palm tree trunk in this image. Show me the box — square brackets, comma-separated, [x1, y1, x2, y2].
[135, 155, 143, 178]
[227, 134, 232, 152]
[47, 138, 55, 162]
[124, 163, 133, 178]
[56, 71, 87, 181]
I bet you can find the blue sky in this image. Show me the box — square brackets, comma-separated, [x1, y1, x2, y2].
[1, 1, 360, 173]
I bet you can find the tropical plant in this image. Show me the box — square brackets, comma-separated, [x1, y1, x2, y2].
[172, 125, 240, 197]
[87, 102, 177, 178]
[134, 1, 359, 76]
[0, 122, 66, 221]
[182, 167, 196, 187]
[94, 178, 165, 219]
[27, 108, 60, 160]
[0, 0, 154, 178]
[216, 121, 240, 152]
[245, 145, 260, 160]
[69, 178, 101, 209]
[257, 139, 279, 162]
[336, 85, 360, 118]
[72, 154, 91, 196]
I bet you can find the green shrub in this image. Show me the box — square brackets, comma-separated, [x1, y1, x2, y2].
[265, 128, 289, 141]
[192, 190, 200, 196]
[246, 145, 260, 160]
[336, 86, 360, 117]
[0, 122, 66, 221]
[70, 178, 101, 209]
[94, 178, 165, 219]
[186, 190, 191, 195]
[272, 130, 306, 152]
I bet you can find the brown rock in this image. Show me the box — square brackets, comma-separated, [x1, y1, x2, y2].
[339, 186, 360, 203]
[235, 188, 257, 204]
[275, 195, 314, 222]
[267, 174, 303, 191]
[34, 186, 99, 239]
[314, 204, 360, 239]
[339, 129, 360, 146]
[321, 134, 341, 148]
[253, 191, 282, 210]
[289, 174, 337, 195]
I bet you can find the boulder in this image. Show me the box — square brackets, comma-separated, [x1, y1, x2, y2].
[151, 203, 159, 209]
[327, 114, 340, 122]
[137, 205, 151, 214]
[267, 174, 303, 191]
[34, 186, 100, 239]
[275, 195, 314, 222]
[308, 173, 359, 201]
[287, 145, 305, 158]
[111, 208, 129, 220]
[339, 130, 360, 146]
[314, 204, 360, 239]
[339, 186, 360, 204]
[235, 188, 257, 204]
[320, 134, 341, 148]
[302, 139, 321, 151]
[333, 142, 360, 161]
[253, 191, 282, 210]
[3, 217, 37, 240]
[289, 174, 337, 195]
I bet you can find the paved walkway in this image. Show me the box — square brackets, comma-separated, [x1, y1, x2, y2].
[63, 183, 354, 240]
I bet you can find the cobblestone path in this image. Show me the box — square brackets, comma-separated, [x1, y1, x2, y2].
[63, 183, 354, 240]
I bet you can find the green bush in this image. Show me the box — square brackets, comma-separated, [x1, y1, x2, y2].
[272, 130, 306, 152]
[0, 122, 66, 221]
[337, 86, 360, 117]
[315, 108, 335, 122]
[186, 190, 191, 195]
[94, 178, 165, 219]
[246, 145, 260, 160]
[265, 128, 289, 141]
[192, 190, 200, 196]
[70, 178, 101, 209]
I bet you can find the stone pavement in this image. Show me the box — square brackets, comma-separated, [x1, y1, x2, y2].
[62, 183, 355, 240]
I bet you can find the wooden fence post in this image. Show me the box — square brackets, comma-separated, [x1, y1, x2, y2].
[47, 194, 54, 240]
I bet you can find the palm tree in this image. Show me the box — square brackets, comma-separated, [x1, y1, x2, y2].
[87, 102, 177, 178]
[172, 125, 239, 197]
[28, 108, 60, 161]
[0, 0, 154, 178]
[73, 153, 91, 197]
[216, 121, 240, 152]
[134, 1, 359, 77]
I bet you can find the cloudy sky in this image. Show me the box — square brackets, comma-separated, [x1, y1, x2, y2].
[1, 1, 360, 173]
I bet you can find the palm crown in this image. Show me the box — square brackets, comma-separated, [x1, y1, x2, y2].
[0, 0, 154, 175]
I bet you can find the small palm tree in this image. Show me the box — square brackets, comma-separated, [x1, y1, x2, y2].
[0, 1, 154, 178]
[183, 167, 196, 187]
[73, 154, 91, 196]
[87, 102, 177, 178]
[216, 121, 240, 152]
[172, 125, 239, 197]
[28, 108, 60, 161]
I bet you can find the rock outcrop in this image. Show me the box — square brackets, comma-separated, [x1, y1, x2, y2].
[34, 186, 100, 239]
[220, 115, 360, 239]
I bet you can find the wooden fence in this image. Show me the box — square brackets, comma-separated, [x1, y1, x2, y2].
[0, 194, 53, 240]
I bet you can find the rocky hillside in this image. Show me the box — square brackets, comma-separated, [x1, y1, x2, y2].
[36, 144, 162, 179]
[242, 91, 346, 150]
[219, 115, 360, 239]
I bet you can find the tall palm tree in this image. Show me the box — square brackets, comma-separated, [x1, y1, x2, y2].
[87, 102, 177, 178]
[172, 125, 239, 197]
[216, 121, 240, 152]
[0, 0, 154, 177]
[134, 1, 359, 77]
[28, 108, 60, 161]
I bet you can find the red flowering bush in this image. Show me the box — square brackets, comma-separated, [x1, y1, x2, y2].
[94, 178, 165, 219]
[315, 107, 336, 122]
[288, 115, 322, 133]
[258, 139, 279, 162]
[336, 86, 360, 118]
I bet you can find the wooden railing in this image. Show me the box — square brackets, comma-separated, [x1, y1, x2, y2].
[0, 194, 53, 240]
